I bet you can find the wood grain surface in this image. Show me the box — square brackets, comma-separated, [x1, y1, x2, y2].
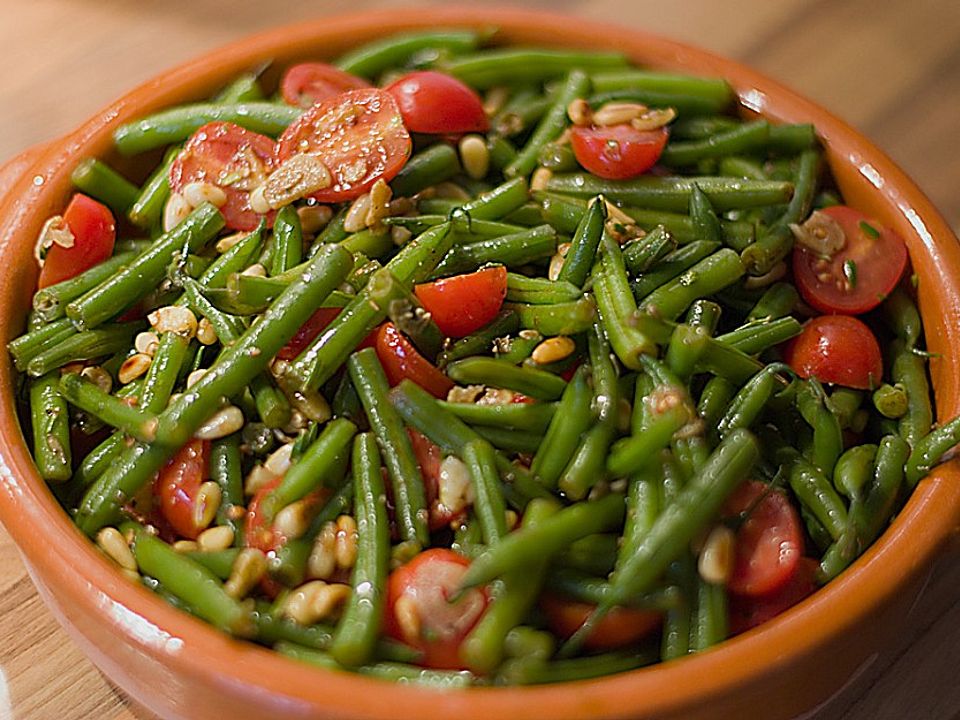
[1, 2, 959, 719]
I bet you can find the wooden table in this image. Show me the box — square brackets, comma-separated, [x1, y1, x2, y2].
[1, 1, 959, 718]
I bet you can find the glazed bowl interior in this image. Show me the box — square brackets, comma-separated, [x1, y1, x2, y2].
[1, 8, 959, 720]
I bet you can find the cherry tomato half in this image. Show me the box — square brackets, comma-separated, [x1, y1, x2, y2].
[38, 194, 116, 289]
[153, 439, 210, 540]
[723, 480, 803, 597]
[276, 307, 343, 361]
[570, 124, 669, 180]
[540, 594, 661, 651]
[729, 557, 819, 635]
[280, 63, 370, 108]
[245, 476, 284, 553]
[407, 428, 464, 530]
[277, 88, 411, 203]
[384, 548, 489, 669]
[375, 322, 454, 398]
[414, 266, 507, 338]
[783, 315, 883, 390]
[385, 71, 489, 135]
[792, 206, 908, 315]
[170, 121, 278, 231]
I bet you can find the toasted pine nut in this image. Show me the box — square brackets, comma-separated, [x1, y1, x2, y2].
[531, 336, 576, 365]
[194, 481, 222, 531]
[264, 442, 294, 476]
[197, 525, 234, 553]
[477, 388, 516, 405]
[698, 524, 736, 585]
[365, 179, 393, 230]
[307, 521, 338, 580]
[531, 167, 553, 192]
[602, 198, 635, 228]
[446, 384, 485, 404]
[118, 353, 152, 384]
[518, 329, 542, 341]
[505, 510, 519, 530]
[334, 515, 359, 570]
[186, 369, 207, 388]
[196, 317, 218, 345]
[148, 306, 198, 339]
[592, 101, 649, 127]
[438, 456, 474, 517]
[483, 86, 510, 116]
[96, 527, 137, 571]
[248, 185, 270, 214]
[343, 192, 373, 233]
[459, 135, 490, 180]
[183, 181, 227, 209]
[241, 263, 267, 278]
[163, 193, 192, 232]
[224, 548, 268, 599]
[274, 498, 314, 541]
[194, 405, 245, 440]
[283, 581, 326, 625]
[134, 331, 160, 356]
[80, 366, 112, 394]
[314, 583, 350, 621]
[391, 225, 413, 246]
[244, 463, 277, 497]
[297, 205, 333, 235]
[630, 107, 677, 131]
[393, 594, 421, 644]
[35, 215, 73, 263]
[566, 98, 593, 126]
[548, 242, 572, 281]
[173, 540, 199, 553]
[263, 153, 332, 209]
[216, 231, 248, 254]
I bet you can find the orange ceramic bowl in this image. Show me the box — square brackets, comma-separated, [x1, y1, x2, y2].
[1, 9, 959, 720]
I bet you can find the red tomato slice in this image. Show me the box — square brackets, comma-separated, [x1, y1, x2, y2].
[723, 481, 803, 597]
[375, 322, 454, 398]
[277, 88, 411, 203]
[385, 71, 489, 135]
[276, 307, 343, 361]
[38, 194, 116, 289]
[783, 315, 883, 390]
[153, 439, 211, 540]
[414, 266, 507, 338]
[570, 125, 669, 180]
[245, 476, 283, 553]
[729, 557, 819, 635]
[792, 206, 908, 315]
[540, 594, 661, 651]
[407, 428, 464, 530]
[280, 63, 370, 108]
[170, 121, 278, 231]
[384, 548, 489, 669]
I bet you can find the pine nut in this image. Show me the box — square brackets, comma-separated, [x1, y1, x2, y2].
[148, 306, 198, 339]
[274, 498, 314, 541]
[216, 231, 248, 254]
[283, 581, 350, 625]
[365, 179, 393, 230]
[566, 98, 593, 126]
[459, 135, 490, 180]
[194, 481, 222, 531]
[393, 594, 421, 644]
[307, 521, 338, 580]
[343, 192, 372, 233]
[134, 331, 160, 356]
[592, 102, 649, 127]
[183, 181, 227, 209]
[244, 463, 278, 496]
[118, 353, 152, 384]
[264, 442, 294, 476]
[263, 153, 332, 209]
[241, 263, 267, 278]
[531, 336, 576, 364]
[197, 525, 234, 552]
[196, 317, 218, 345]
[297, 205, 333, 235]
[194, 405, 245, 440]
[505, 510, 519, 530]
[163, 193, 192, 232]
[391, 225, 412, 246]
[483, 86, 510, 116]
[477, 388, 516, 405]
[334, 515, 359, 570]
[186, 369, 207, 388]
[531, 167, 552, 192]
[630, 107, 677, 131]
[548, 242, 572, 281]
[603, 198, 635, 228]
[80, 366, 112, 394]
[173, 540, 199, 553]
[96, 527, 137, 571]
[447, 385, 485, 404]
[314, 583, 350, 621]
[224, 548, 268, 599]
[438, 456, 474, 516]
[248, 185, 270, 215]
[698, 524, 736, 585]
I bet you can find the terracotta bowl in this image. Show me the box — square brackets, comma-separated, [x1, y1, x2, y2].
[1, 8, 959, 720]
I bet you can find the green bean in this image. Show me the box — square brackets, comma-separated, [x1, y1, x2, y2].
[29, 372, 72, 482]
[337, 29, 484, 78]
[129, 525, 254, 636]
[436, 401, 555, 434]
[717, 363, 790, 440]
[487, 135, 519, 171]
[686, 299, 722, 335]
[690, 580, 728, 651]
[547, 174, 793, 212]
[128, 146, 180, 229]
[718, 156, 769, 180]
[833, 444, 877, 501]
[76, 245, 353, 534]
[509, 296, 597, 337]
[855, 434, 910, 545]
[689, 183, 722, 244]
[460, 493, 626, 590]
[330, 434, 390, 667]
[390, 143, 461, 197]
[661, 121, 770, 167]
[589, 71, 733, 111]
[462, 439, 509, 545]
[58, 373, 157, 442]
[114, 103, 301, 155]
[309, 206, 349, 254]
[607, 403, 690, 478]
[506, 70, 589, 178]
[473, 427, 543, 454]
[671, 116, 740, 139]
[8, 318, 77, 371]
[446, 49, 626, 89]
[530, 366, 593, 489]
[497, 650, 655, 685]
[26, 322, 143, 377]
[557, 196, 605, 288]
[187, 549, 239, 580]
[432, 224, 557, 276]
[438, 309, 519, 366]
[213, 72, 264, 103]
[892, 341, 932, 449]
[872, 383, 909, 420]
[270, 205, 302, 276]
[631, 240, 721, 298]
[74, 433, 124, 486]
[768, 124, 818, 154]
[210, 434, 244, 536]
[505, 273, 582, 305]
[715, 316, 803, 355]
[905, 414, 960, 487]
[358, 662, 476, 688]
[31, 251, 138, 323]
[538, 141, 578, 172]
[461, 498, 559, 674]
[665, 324, 710, 382]
[882, 288, 922, 349]
[67, 204, 224, 330]
[458, 177, 529, 221]
[340, 228, 393, 259]
[446, 357, 566, 401]
[622, 225, 676, 276]
[348, 349, 428, 547]
[778, 446, 849, 542]
[746, 282, 799, 322]
[616, 205, 755, 249]
[70, 158, 139, 215]
[366, 269, 443, 361]
[539, 192, 585, 234]
[639, 248, 745, 321]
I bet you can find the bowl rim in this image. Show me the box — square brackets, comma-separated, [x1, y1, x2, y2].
[1, 7, 959, 719]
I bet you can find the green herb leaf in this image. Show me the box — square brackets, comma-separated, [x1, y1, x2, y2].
[858, 220, 880, 239]
[843, 259, 858, 288]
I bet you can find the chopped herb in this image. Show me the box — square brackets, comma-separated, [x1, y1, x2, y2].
[843, 259, 857, 288]
[859, 220, 880, 239]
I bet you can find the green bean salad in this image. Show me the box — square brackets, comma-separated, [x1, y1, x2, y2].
[12, 28, 960, 686]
